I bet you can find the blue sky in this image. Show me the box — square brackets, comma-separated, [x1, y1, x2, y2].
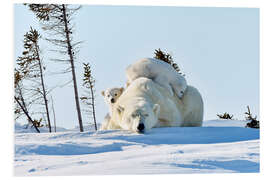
[14, 4, 259, 129]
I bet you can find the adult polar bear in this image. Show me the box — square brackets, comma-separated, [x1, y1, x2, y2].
[102, 77, 203, 133]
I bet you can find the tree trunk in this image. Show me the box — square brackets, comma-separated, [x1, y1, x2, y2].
[15, 96, 40, 133]
[51, 96, 57, 132]
[36, 45, 52, 133]
[90, 85, 97, 131]
[18, 85, 31, 127]
[62, 4, 84, 132]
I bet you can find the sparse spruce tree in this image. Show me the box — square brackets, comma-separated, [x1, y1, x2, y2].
[26, 4, 84, 132]
[14, 69, 40, 133]
[80, 63, 97, 131]
[217, 112, 234, 120]
[154, 48, 182, 74]
[17, 27, 52, 132]
[245, 106, 259, 129]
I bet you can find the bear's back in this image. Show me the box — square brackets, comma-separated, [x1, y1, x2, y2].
[140, 58, 177, 73]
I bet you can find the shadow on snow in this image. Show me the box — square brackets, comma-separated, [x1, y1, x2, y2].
[99, 127, 259, 145]
[15, 127, 259, 156]
[171, 159, 259, 173]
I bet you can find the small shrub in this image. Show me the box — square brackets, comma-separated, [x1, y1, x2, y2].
[154, 48, 182, 75]
[245, 106, 259, 129]
[31, 118, 44, 128]
[217, 112, 234, 119]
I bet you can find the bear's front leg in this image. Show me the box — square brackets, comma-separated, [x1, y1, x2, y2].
[100, 113, 111, 130]
[172, 86, 184, 99]
[171, 79, 187, 99]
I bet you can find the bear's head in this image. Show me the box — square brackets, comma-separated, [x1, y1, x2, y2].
[115, 100, 160, 133]
[101, 87, 124, 104]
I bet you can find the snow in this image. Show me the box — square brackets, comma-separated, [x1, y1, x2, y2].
[14, 119, 260, 176]
[14, 122, 100, 133]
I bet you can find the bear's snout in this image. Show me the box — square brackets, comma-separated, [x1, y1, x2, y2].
[137, 123, 145, 133]
[111, 98, 115, 103]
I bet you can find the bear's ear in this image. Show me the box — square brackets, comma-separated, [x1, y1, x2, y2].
[101, 91, 105, 96]
[117, 105, 125, 114]
[120, 87, 124, 93]
[153, 104, 160, 116]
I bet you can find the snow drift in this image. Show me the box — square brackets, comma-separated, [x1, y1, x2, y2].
[14, 119, 260, 175]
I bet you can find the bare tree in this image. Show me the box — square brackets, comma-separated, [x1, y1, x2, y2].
[26, 4, 84, 132]
[80, 63, 97, 131]
[14, 69, 40, 133]
[17, 27, 52, 132]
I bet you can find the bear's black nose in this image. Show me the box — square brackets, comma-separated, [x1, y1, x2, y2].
[137, 123, 145, 132]
[111, 98, 115, 103]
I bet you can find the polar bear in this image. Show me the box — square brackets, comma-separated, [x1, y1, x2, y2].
[101, 87, 124, 130]
[101, 87, 124, 115]
[103, 77, 203, 132]
[126, 58, 187, 99]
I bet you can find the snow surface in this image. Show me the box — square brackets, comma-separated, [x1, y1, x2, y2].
[14, 120, 259, 176]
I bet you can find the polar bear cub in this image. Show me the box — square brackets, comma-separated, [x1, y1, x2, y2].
[101, 87, 124, 130]
[101, 87, 124, 115]
[126, 58, 187, 99]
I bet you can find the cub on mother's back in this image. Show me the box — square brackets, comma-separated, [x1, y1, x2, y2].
[126, 58, 187, 99]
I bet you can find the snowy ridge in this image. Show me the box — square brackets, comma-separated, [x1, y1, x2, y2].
[14, 120, 259, 175]
[15, 122, 101, 133]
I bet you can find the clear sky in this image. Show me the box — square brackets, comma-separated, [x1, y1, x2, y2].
[14, 4, 259, 129]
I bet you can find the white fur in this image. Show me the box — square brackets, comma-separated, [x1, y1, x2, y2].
[101, 87, 124, 115]
[103, 77, 203, 132]
[100, 113, 111, 130]
[126, 58, 187, 99]
[101, 87, 124, 130]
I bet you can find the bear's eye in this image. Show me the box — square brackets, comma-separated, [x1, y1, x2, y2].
[131, 114, 137, 118]
[107, 95, 110, 97]
[144, 114, 149, 117]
